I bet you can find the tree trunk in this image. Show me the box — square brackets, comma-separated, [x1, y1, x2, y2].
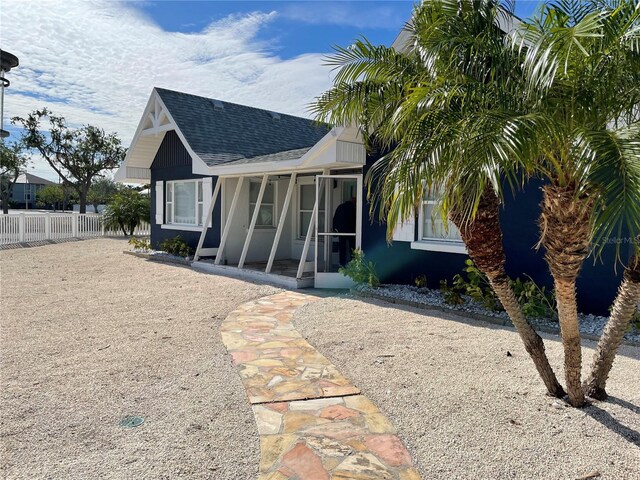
[451, 186, 565, 398]
[78, 189, 88, 214]
[584, 251, 640, 400]
[539, 184, 594, 407]
[2, 193, 8, 214]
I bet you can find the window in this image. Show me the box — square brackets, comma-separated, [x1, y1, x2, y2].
[420, 191, 462, 243]
[165, 180, 203, 226]
[297, 182, 324, 239]
[249, 180, 275, 228]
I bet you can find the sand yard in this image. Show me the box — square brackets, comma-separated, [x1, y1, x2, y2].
[293, 298, 640, 479]
[1, 238, 638, 479]
[1, 238, 279, 479]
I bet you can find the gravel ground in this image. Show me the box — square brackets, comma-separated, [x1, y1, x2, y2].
[294, 295, 640, 480]
[0, 238, 279, 479]
[359, 284, 640, 343]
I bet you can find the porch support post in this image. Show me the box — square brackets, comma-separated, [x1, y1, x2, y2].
[193, 177, 221, 262]
[215, 177, 244, 265]
[297, 175, 325, 279]
[266, 173, 296, 273]
[238, 174, 268, 269]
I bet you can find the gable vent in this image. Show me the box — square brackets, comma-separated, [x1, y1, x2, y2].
[269, 111, 281, 120]
[212, 99, 224, 110]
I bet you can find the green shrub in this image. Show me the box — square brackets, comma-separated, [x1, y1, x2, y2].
[128, 237, 151, 252]
[440, 279, 464, 305]
[339, 249, 380, 287]
[103, 189, 150, 235]
[159, 236, 193, 258]
[511, 276, 556, 319]
[441, 259, 557, 318]
[626, 307, 640, 332]
[414, 274, 428, 289]
[452, 259, 502, 311]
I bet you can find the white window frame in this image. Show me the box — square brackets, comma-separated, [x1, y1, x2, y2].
[411, 193, 467, 254]
[295, 177, 325, 241]
[249, 179, 276, 229]
[164, 179, 204, 228]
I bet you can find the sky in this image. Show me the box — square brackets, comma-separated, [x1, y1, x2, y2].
[1, 0, 542, 181]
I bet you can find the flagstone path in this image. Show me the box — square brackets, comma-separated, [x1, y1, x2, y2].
[221, 291, 420, 480]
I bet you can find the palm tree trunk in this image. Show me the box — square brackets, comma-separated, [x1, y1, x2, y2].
[584, 251, 640, 400]
[539, 184, 594, 407]
[452, 186, 565, 398]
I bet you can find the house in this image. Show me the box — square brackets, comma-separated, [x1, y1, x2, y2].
[115, 87, 627, 315]
[10, 173, 56, 209]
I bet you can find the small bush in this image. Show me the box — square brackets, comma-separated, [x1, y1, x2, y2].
[103, 189, 150, 235]
[441, 260, 557, 318]
[452, 259, 501, 311]
[339, 249, 380, 287]
[159, 236, 193, 258]
[128, 237, 151, 252]
[440, 279, 464, 305]
[511, 276, 556, 319]
[414, 274, 428, 289]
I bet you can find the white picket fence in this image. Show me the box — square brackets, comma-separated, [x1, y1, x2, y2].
[0, 212, 150, 246]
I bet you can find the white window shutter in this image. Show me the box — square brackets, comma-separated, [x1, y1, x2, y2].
[392, 210, 416, 242]
[155, 181, 164, 224]
[202, 177, 213, 227]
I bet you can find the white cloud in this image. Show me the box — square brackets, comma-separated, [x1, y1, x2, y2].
[1, 0, 337, 180]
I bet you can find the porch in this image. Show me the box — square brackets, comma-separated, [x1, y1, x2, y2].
[192, 259, 315, 289]
[193, 169, 363, 289]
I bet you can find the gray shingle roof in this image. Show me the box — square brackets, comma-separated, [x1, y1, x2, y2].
[155, 88, 329, 167]
[15, 173, 56, 185]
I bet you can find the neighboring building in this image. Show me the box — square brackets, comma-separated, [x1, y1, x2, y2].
[10, 173, 56, 209]
[115, 87, 628, 315]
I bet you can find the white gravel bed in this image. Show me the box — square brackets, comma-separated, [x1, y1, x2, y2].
[294, 296, 640, 480]
[1, 238, 280, 479]
[125, 248, 192, 265]
[358, 284, 640, 344]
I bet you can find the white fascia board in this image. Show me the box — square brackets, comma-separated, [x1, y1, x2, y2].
[208, 158, 304, 177]
[202, 126, 359, 177]
[114, 92, 159, 183]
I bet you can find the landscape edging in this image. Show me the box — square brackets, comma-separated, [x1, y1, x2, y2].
[122, 250, 192, 266]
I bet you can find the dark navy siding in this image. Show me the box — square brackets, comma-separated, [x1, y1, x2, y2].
[361, 157, 625, 316]
[149, 131, 221, 250]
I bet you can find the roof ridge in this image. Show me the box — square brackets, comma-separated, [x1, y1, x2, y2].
[154, 87, 322, 125]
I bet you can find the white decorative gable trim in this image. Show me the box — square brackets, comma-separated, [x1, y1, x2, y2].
[114, 88, 209, 184]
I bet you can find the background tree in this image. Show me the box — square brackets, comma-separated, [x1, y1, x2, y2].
[36, 184, 64, 211]
[0, 140, 29, 214]
[103, 189, 150, 235]
[12, 109, 126, 213]
[87, 177, 120, 213]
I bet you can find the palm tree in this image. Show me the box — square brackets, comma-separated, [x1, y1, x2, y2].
[514, 1, 640, 406]
[584, 246, 639, 399]
[313, 0, 566, 398]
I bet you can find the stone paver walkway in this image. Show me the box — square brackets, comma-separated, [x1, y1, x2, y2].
[221, 292, 420, 480]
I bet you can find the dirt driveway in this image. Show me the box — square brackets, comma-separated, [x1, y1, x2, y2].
[1, 238, 278, 479]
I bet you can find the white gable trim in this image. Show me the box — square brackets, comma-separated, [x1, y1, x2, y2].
[114, 88, 210, 184]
